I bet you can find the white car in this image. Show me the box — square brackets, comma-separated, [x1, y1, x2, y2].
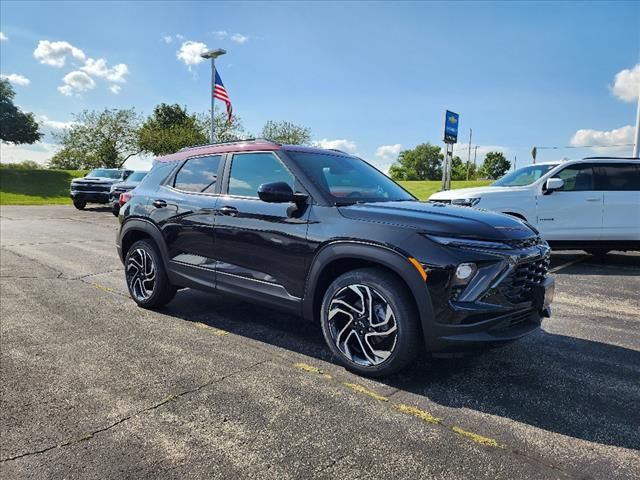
[429, 157, 640, 254]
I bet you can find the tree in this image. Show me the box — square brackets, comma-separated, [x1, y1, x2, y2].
[388, 143, 443, 180]
[138, 103, 208, 156]
[198, 108, 249, 143]
[480, 151, 511, 179]
[261, 120, 311, 145]
[0, 79, 42, 145]
[49, 108, 141, 169]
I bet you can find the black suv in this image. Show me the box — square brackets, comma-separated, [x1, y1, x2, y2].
[71, 168, 133, 210]
[116, 140, 554, 377]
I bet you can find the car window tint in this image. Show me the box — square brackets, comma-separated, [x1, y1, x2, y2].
[228, 153, 293, 198]
[595, 163, 640, 191]
[554, 164, 594, 191]
[174, 155, 222, 193]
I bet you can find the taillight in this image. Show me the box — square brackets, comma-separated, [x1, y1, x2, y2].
[119, 191, 133, 207]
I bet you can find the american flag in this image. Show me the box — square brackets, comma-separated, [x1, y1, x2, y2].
[214, 70, 232, 122]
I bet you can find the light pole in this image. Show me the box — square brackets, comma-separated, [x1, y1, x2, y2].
[633, 86, 640, 158]
[200, 48, 226, 143]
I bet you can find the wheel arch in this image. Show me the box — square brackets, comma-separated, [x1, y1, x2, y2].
[119, 218, 169, 267]
[302, 242, 435, 347]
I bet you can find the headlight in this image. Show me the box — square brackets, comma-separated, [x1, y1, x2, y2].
[426, 234, 511, 250]
[451, 197, 481, 207]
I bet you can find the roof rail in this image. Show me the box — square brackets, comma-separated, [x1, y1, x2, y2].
[179, 138, 280, 152]
[582, 156, 640, 160]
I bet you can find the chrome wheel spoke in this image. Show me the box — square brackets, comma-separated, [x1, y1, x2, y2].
[327, 283, 398, 367]
[126, 248, 156, 301]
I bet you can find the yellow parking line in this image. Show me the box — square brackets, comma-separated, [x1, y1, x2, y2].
[295, 361, 504, 449]
[194, 323, 229, 336]
[452, 426, 503, 448]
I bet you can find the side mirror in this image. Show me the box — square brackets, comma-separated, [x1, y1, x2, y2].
[258, 182, 308, 204]
[545, 177, 564, 194]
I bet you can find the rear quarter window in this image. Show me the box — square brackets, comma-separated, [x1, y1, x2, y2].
[138, 161, 178, 189]
[594, 163, 640, 191]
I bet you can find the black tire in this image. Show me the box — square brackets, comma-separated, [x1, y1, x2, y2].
[320, 267, 421, 378]
[124, 239, 177, 308]
[111, 203, 120, 217]
[73, 199, 86, 210]
[586, 249, 610, 257]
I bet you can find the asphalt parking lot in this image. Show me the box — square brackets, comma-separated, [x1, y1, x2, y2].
[1, 205, 639, 479]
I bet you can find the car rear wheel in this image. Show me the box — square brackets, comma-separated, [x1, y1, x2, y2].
[111, 203, 120, 216]
[320, 267, 420, 377]
[73, 199, 86, 210]
[125, 239, 176, 308]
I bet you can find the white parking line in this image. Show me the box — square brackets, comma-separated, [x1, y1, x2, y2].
[548, 255, 588, 274]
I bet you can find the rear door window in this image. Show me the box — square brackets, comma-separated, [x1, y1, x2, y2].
[173, 155, 222, 193]
[594, 163, 640, 191]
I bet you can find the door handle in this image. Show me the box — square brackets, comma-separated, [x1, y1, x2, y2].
[152, 199, 167, 208]
[219, 205, 239, 216]
[586, 198, 601, 202]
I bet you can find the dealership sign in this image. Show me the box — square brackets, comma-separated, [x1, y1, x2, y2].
[443, 110, 459, 144]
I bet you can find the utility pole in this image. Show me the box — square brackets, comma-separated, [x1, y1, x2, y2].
[466, 128, 472, 180]
[200, 49, 227, 143]
[473, 145, 478, 169]
[634, 85, 640, 157]
[514, 155, 517, 171]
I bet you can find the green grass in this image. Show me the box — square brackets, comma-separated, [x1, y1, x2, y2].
[399, 180, 492, 201]
[0, 168, 491, 205]
[0, 168, 87, 205]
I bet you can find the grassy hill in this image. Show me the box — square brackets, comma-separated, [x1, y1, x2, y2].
[399, 180, 492, 201]
[0, 168, 87, 205]
[0, 167, 492, 205]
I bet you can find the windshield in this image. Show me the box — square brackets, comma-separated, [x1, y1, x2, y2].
[289, 152, 415, 204]
[87, 169, 123, 179]
[128, 171, 147, 182]
[492, 164, 558, 187]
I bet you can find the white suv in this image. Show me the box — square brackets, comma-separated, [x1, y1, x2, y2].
[429, 157, 640, 254]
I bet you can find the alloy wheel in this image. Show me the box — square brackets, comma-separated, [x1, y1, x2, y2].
[126, 248, 156, 301]
[327, 284, 398, 367]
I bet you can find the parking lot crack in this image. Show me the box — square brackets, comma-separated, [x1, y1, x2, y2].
[0, 359, 268, 464]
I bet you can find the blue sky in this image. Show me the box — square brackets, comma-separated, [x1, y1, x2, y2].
[1, 1, 639, 171]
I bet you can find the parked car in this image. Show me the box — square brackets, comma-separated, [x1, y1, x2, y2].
[116, 139, 554, 377]
[429, 157, 640, 255]
[109, 170, 148, 216]
[70, 168, 133, 210]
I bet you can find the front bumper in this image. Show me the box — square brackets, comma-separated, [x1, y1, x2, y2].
[421, 242, 553, 352]
[70, 191, 110, 204]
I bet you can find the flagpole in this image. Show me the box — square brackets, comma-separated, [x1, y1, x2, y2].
[200, 49, 226, 144]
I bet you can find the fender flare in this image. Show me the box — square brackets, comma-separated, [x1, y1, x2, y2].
[118, 218, 170, 268]
[302, 241, 435, 346]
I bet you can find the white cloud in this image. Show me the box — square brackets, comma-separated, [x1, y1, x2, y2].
[213, 31, 228, 39]
[0, 32, 7, 41]
[0, 142, 60, 166]
[109, 84, 121, 94]
[175, 34, 185, 41]
[33, 40, 86, 67]
[375, 144, 403, 161]
[177, 41, 208, 69]
[611, 64, 640, 102]
[39, 115, 77, 130]
[313, 138, 358, 154]
[162, 35, 173, 44]
[570, 125, 634, 153]
[81, 58, 128, 83]
[0, 73, 30, 86]
[57, 70, 96, 96]
[231, 33, 249, 44]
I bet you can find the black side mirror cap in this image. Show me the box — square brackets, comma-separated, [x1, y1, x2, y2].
[257, 182, 308, 204]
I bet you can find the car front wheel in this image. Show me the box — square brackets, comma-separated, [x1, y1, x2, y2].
[73, 199, 86, 210]
[320, 267, 421, 377]
[125, 239, 176, 308]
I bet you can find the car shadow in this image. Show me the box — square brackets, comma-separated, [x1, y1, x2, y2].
[163, 289, 640, 450]
[551, 251, 640, 277]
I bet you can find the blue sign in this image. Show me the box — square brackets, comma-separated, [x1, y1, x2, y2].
[444, 110, 459, 144]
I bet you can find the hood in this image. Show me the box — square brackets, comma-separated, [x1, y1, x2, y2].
[429, 185, 527, 200]
[338, 200, 535, 241]
[111, 180, 140, 189]
[72, 176, 121, 184]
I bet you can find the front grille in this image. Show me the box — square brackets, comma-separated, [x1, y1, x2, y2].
[498, 256, 550, 304]
[507, 236, 542, 249]
[72, 183, 110, 192]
